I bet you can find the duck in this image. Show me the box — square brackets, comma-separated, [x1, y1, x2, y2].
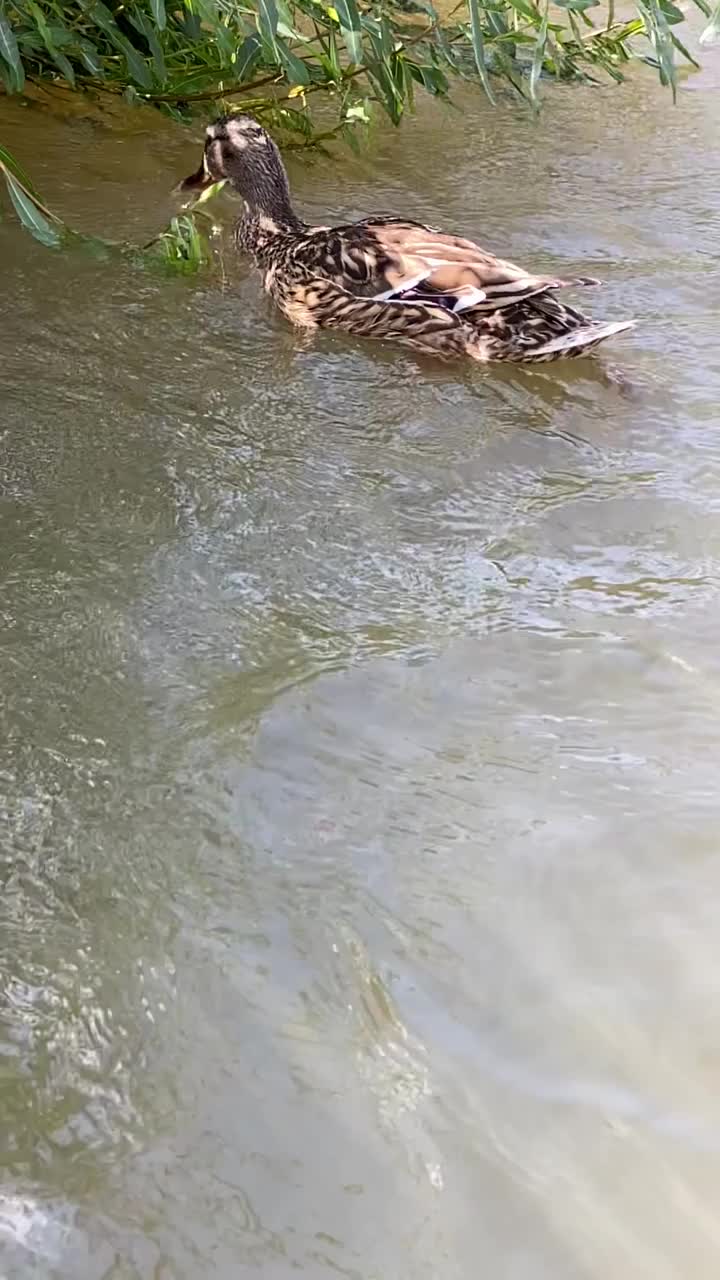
[178, 113, 635, 364]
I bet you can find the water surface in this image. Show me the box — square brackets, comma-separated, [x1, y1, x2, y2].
[2, 56, 720, 1279]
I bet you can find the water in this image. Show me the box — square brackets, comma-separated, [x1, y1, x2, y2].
[2, 54, 720, 1278]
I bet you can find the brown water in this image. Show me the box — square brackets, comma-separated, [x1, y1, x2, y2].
[2, 55, 720, 1279]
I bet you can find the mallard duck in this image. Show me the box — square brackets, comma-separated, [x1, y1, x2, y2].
[179, 113, 635, 364]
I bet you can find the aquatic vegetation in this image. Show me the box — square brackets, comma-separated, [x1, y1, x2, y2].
[0, 0, 708, 257]
[0, 137, 224, 264]
[0, 0, 707, 126]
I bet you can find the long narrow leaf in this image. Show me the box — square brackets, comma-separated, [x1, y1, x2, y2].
[276, 34, 311, 82]
[257, 0, 279, 55]
[0, 1, 23, 90]
[0, 55, 14, 90]
[468, 0, 496, 102]
[26, 0, 76, 84]
[638, 0, 676, 96]
[368, 58, 404, 121]
[670, 28, 700, 63]
[506, 0, 540, 20]
[150, 0, 166, 30]
[529, 0, 548, 104]
[129, 10, 166, 83]
[700, 0, 720, 41]
[76, 37, 103, 75]
[0, 143, 40, 194]
[1, 168, 62, 247]
[83, 0, 153, 88]
[334, 0, 363, 63]
[234, 32, 262, 79]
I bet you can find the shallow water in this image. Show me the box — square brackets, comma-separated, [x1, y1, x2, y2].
[2, 53, 720, 1279]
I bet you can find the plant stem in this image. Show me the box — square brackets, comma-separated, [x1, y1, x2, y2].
[143, 71, 283, 103]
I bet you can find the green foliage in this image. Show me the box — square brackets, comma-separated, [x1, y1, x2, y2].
[0, 0, 706, 257]
[0, 0, 707, 127]
[0, 140, 62, 241]
[0, 139, 221, 265]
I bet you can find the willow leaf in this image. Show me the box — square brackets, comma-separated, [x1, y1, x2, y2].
[529, 0, 548, 104]
[234, 33, 262, 79]
[468, 0, 496, 102]
[257, 0, 279, 55]
[334, 0, 363, 63]
[700, 0, 720, 41]
[2, 168, 62, 247]
[0, 143, 40, 194]
[276, 34, 311, 81]
[0, 2, 23, 89]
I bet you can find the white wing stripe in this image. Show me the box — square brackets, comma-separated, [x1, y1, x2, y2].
[373, 272, 429, 301]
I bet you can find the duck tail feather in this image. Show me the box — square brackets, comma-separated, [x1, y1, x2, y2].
[519, 319, 636, 362]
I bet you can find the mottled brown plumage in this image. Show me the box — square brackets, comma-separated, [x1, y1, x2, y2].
[179, 114, 635, 363]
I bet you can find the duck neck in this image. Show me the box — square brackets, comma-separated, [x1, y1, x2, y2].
[237, 206, 304, 261]
[235, 184, 304, 259]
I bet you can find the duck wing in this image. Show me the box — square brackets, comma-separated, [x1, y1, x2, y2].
[351, 217, 598, 315]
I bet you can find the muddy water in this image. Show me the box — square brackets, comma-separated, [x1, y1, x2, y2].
[2, 51, 720, 1280]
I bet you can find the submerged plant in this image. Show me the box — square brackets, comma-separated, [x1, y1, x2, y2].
[0, 139, 223, 267]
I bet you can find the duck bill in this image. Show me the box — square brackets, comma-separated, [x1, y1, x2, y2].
[175, 154, 214, 195]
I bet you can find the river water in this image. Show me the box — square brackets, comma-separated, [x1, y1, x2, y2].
[2, 51, 720, 1279]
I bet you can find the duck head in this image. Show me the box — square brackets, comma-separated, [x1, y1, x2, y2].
[178, 114, 300, 229]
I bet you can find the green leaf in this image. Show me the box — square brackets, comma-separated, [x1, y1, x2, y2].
[277, 19, 310, 41]
[552, 0, 599, 8]
[334, 0, 363, 63]
[178, 6, 201, 39]
[638, 0, 676, 96]
[670, 28, 700, 63]
[0, 1, 24, 90]
[529, 0, 548, 104]
[81, 1, 115, 39]
[257, 0, 279, 55]
[658, 0, 685, 22]
[368, 58, 403, 122]
[234, 32, 261, 78]
[276, 34, 311, 81]
[378, 14, 394, 57]
[0, 54, 13, 91]
[2, 168, 62, 247]
[325, 24, 342, 78]
[25, 1, 76, 84]
[187, 178, 225, 206]
[0, 142, 40, 194]
[120, 39, 153, 88]
[77, 37, 103, 75]
[492, 41, 528, 96]
[432, 24, 461, 69]
[51, 47, 76, 82]
[409, 60, 450, 93]
[155, 213, 206, 272]
[467, 0, 496, 102]
[700, 0, 720, 41]
[506, 0, 540, 21]
[128, 10, 166, 82]
[611, 17, 645, 36]
[82, 0, 153, 88]
[150, 0, 167, 30]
